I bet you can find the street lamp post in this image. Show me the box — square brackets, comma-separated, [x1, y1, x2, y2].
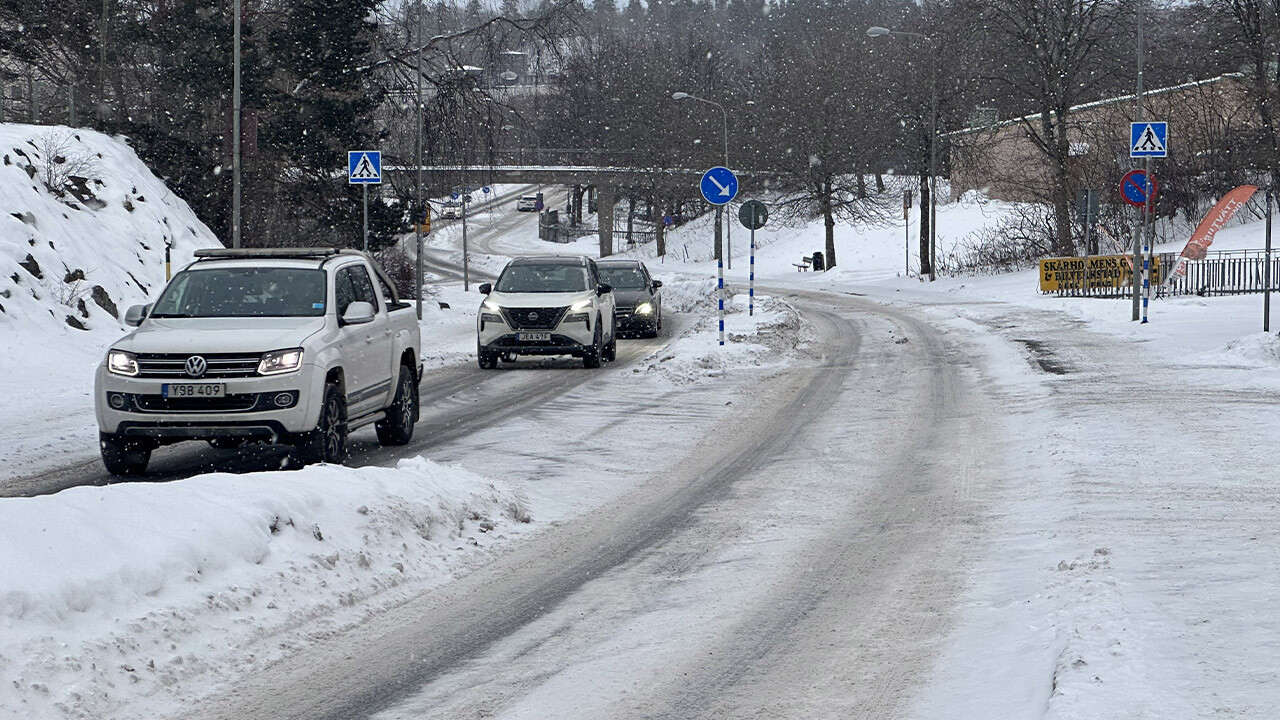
[232, 0, 241, 248]
[867, 26, 937, 281]
[672, 91, 731, 268]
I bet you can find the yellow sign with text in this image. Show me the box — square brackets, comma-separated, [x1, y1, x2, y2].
[1039, 255, 1161, 292]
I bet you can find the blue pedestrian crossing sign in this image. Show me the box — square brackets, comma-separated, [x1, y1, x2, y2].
[348, 150, 382, 184]
[700, 166, 738, 206]
[1130, 122, 1168, 158]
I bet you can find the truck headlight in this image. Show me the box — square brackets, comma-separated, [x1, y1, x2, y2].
[107, 350, 139, 376]
[258, 348, 303, 376]
[635, 302, 654, 315]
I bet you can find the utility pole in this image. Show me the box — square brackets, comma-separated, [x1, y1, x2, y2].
[415, 3, 425, 320]
[1131, 0, 1144, 321]
[232, 0, 242, 248]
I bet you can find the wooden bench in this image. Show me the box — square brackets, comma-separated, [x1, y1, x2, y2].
[793, 257, 812, 272]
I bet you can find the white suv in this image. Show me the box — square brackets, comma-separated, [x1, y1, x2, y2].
[477, 256, 616, 368]
[94, 248, 422, 476]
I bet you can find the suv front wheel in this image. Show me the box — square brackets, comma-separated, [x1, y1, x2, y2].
[295, 383, 348, 465]
[100, 432, 152, 477]
[583, 318, 603, 368]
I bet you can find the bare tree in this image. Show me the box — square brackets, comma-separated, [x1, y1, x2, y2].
[978, 0, 1130, 257]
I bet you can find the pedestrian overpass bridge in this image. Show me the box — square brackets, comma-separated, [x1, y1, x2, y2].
[384, 164, 737, 255]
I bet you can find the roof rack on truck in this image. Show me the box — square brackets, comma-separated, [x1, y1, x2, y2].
[193, 247, 348, 260]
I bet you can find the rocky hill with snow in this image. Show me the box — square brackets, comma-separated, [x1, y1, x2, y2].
[0, 123, 220, 340]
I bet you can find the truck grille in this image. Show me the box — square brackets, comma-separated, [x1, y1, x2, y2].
[501, 306, 568, 330]
[134, 394, 259, 412]
[135, 353, 261, 379]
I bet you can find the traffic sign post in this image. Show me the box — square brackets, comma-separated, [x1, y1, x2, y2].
[739, 200, 768, 316]
[1121, 169, 1159, 322]
[348, 151, 382, 252]
[1077, 189, 1099, 294]
[701, 167, 739, 347]
[1120, 169, 1157, 208]
[1130, 122, 1168, 158]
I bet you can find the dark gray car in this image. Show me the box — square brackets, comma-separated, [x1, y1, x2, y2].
[597, 259, 662, 338]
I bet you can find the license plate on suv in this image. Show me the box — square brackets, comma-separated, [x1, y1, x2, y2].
[162, 383, 226, 398]
[517, 332, 551, 342]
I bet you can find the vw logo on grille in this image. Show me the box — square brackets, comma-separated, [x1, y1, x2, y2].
[185, 355, 208, 378]
[527, 312, 539, 322]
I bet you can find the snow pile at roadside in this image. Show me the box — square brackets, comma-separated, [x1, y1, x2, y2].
[0, 457, 531, 720]
[1215, 331, 1280, 366]
[0, 123, 219, 338]
[635, 278, 806, 384]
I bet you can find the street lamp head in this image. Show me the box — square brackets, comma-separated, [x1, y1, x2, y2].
[866, 26, 891, 37]
[672, 92, 690, 101]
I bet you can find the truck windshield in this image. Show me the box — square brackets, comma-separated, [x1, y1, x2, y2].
[150, 267, 327, 318]
[495, 264, 591, 293]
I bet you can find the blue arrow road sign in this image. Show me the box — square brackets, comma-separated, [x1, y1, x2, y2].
[700, 166, 739, 206]
[1130, 122, 1168, 158]
[348, 150, 382, 184]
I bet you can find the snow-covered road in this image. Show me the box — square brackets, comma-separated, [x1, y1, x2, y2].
[186, 288, 1003, 720]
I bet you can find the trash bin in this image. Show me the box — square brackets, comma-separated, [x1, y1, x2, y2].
[811, 251, 825, 271]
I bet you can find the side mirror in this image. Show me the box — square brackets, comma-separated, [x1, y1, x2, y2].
[478, 282, 492, 295]
[651, 280, 663, 290]
[124, 304, 149, 327]
[596, 282, 613, 296]
[341, 301, 376, 326]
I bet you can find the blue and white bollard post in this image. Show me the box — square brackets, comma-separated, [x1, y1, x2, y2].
[749, 226, 755, 317]
[718, 256, 725, 346]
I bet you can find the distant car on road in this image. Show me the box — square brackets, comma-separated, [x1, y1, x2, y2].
[477, 255, 616, 369]
[439, 200, 463, 219]
[516, 195, 539, 212]
[598, 259, 662, 338]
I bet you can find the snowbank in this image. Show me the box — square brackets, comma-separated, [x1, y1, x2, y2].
[0, 123, 219, 337]
[0, 457, 530, 720]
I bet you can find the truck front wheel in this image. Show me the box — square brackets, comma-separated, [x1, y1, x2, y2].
[376, 364, 418, 446]
[295, 383, 348, 466]
[100, 432, 152, 478]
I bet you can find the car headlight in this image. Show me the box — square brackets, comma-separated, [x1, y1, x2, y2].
[570, 299, 592, 312]
[635, 302, 654, 315]
[482, 298, 502, 312]
[564, 312, 589, 324]
[481, 312, 504, 328]
[258, 348, 304, 376]
[107, 350, 139, 376]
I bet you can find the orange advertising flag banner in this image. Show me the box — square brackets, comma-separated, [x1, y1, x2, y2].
[1171, 185, 1257, 278]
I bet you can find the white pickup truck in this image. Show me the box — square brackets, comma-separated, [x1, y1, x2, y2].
[94, 248, 422, 476]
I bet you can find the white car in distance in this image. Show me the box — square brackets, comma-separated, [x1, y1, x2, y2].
[477, 256, 616, 369]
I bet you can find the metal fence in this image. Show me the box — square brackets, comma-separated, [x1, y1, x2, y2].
[1043, 249, 1280, 299]
[1161, 249, 1280, 297]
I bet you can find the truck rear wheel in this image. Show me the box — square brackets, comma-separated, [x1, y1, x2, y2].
[100, 432, 152, 478]
[295, 383, 347, 466]
[376, 365, 418, 446]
